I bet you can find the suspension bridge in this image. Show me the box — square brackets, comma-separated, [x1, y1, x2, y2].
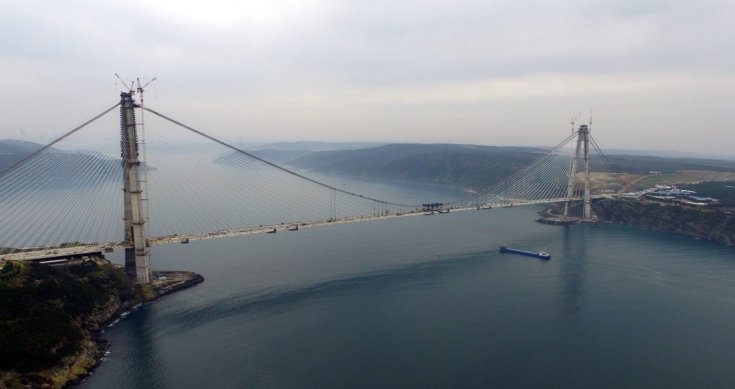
[0, 88, 618, 283]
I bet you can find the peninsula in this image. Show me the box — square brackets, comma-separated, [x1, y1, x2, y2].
[0, 258, 203, 388]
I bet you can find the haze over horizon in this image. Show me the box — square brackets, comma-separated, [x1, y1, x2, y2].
[2, 0, 734, 157]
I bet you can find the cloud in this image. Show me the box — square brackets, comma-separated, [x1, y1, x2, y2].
[1, 0, 733, 156]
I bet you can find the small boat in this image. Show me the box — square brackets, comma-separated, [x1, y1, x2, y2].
[287, 225, 299, 231]
[104, 246, 114, 253]
[180, 238, 190, 244]
[267, 228, 277, 234]
[499, 246, 551, 260]
[438, 209, 450, 214]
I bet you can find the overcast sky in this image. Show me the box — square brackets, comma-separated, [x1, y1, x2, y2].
[2, 0, 734, 156]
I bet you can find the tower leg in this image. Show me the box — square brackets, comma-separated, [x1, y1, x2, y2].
[563, 134, 583, 217]
[582, 125, 591, 220]
[120, 92, 151, 283]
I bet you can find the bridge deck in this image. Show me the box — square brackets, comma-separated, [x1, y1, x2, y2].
[3, 246, 105, 263]
[2, 196, 609, 263]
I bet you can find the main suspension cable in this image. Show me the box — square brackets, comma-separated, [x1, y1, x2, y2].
[141, 106, 421, 208]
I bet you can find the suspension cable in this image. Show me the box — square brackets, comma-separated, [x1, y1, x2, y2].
[0, 102, 121, 178]
[141, 106, 421, 208]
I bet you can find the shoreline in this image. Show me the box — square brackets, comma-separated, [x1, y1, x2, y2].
[591, 218, 735, 246]
[538, 201, 735, 246]
[68, 271, 204, 388]
[0, 266, 204, 389]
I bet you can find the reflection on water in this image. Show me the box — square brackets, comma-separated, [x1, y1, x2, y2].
[559, 224, 588, 317]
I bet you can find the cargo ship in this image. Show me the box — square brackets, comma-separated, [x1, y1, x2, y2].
[499, 246, 551, 260]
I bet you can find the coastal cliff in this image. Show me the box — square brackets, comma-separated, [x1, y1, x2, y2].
[0, 259, 203, 388]
[592, 199, 735, 245]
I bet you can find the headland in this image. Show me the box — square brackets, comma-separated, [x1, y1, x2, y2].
[0, 258, 203, 388]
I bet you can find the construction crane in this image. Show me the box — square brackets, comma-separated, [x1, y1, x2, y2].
[570, 112, 582, 133]
[114, 73, 135, 94]
[135, 77, 157, 107]
[114, 74, 156, 105]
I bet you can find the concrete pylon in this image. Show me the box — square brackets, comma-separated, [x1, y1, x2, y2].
[563, 123, 592, 220]
[120, 92, 150, 283]
[581, 124, 592, 220]
[563, 132, 583, 217]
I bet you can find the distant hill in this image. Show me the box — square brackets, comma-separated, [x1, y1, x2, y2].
[0, 139, 43, 154]
[288, 143, 548, 190]
[287, 143, 735, 190]
[247, 149, 314, 164]
[604, 148, 735, 161]
[4, 139, 735, 192]
[253, 141, 384, 152]
[215, 142, 384, 165]
[0, 140, 121, 188]
[598, 154, 735, 174]
[0, 139, 44, 170]
[213, 149, 315, 165]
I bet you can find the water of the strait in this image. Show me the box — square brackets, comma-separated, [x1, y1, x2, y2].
[80, 199, 735, 388]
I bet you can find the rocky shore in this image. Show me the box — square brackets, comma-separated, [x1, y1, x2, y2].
[0, 260, 203, 389]
[539, 199, 735, 245]
[592, 199, 735, 245]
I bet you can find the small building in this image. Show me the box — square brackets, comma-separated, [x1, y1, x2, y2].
[655, 189, 695, 197]
[645, 194, 676, 202]
[680, 200, 709, 207]
[687, 195, 717, 203]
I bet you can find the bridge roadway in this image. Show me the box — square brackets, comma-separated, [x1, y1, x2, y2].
[131, 196, 605, 246]
[1, 196, 610, 263]
[1, 246, 106, 264]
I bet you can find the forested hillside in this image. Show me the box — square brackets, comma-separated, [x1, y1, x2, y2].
[288, 143, 546, 190]
[286, 143, 735, 190]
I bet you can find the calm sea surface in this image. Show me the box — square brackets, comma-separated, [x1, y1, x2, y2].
[80, 185, 735, 388]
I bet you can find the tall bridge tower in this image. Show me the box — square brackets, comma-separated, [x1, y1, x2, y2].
[120, 92, 150, 283]
[563, 123, 593, 220]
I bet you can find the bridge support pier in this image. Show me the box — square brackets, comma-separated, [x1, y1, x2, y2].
[120, 92, 151, 283]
